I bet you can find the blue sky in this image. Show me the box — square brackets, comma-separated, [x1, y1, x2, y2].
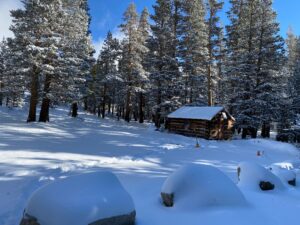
[89, 0, 300, 54]
[0, 0, 299, 56]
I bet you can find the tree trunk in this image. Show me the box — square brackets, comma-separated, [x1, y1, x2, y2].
[39, 98, 50, 122]
[207, 65, 213, 106]
[0, 80, 3, 106]
[125, 90, 131, 122]
[242, 128, 247, 139]
[97, 105, 101, 117]
[122, 106, 125, 119]
[139, 92, 144, 123]
[102, 84, 107, 118]
[108, 99, 111, 114]
[71, 102, 78, 118]
[27, 67, 39, 122]
[112, 90, 115, 116]
[189, 78, 194, 103]
[111, 104, 114, 116]
[261, 122, 270, 138]
[250, 128, 257, 139]
[6, 97, 9, 107]
[154, 108, 161, 129]
[83, 97, 88, 111]
[39, 74, 51, 122]
[117, 106, 121, 121]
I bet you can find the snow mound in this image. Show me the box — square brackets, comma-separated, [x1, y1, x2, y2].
[161, 164, 246, 208]
[269, 165, 296, 186]
[238, 162, 285, 191]
[23, 172, 135, 225]
[273, 160, 300, 171]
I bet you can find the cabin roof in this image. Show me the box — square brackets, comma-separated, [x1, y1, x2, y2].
[167, 106, 227, 121]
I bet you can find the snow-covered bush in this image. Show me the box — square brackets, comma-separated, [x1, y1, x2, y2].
[161, 164, 246, 208]
[237, 162, 285, 191]
[269, 165, 296, 186]
[21, 172, 135, 225]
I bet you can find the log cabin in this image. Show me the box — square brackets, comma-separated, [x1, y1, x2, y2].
[166, 106, 235, 140]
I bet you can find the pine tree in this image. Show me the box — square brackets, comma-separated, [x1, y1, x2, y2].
[37, 0, 65, 122]
[225, 0, 245, 111]
[215, 27, 226, 105]
[0, 39, 6, 106]
[254, 0, 285, 138]
[4, 38, 27, 107]
[206, 0, 224, 106]
[38, 0, 94, 121]
[226, 0, 285, 138]
[9, 0, 94, 122]
[137, 8, 151, 123]
[149, 0, 181, 128]
[180, 0, 209, 105]
[119, 3, 149, 122]
[291, 38, 300, 113]
[9, 0, 50, 120]
[96, 31, 121, 118]
[226, 0, 262, 138]
[277, 30, 299, 133]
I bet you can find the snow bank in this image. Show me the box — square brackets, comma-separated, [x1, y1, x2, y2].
[238, 162, 285, 191]
[23, 172, 135, 225]
[161, 164, 246, 208]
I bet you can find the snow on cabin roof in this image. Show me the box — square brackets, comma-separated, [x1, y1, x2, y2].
[167, 106, 225, 121]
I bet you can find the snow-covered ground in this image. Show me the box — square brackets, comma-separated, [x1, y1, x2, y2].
[1, 106, 300, 225]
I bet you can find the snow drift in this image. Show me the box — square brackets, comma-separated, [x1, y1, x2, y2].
[238, 162, 285, 191]
[22, 172, 135, 225]
[161, 164, 246, 208]
[269, 165, 296, 186]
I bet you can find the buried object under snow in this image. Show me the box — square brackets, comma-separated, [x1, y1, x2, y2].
[269, 165, 297, 187]
[20, 172, 136, 225]
[161, 164, 246, 208]
[237, 162, 285, 191]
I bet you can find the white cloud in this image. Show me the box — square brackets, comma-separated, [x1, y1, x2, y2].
[93, 28, 125, 58]
[0, 0, 22, 39]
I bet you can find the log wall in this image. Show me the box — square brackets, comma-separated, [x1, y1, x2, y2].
[167, 111, 234, 140]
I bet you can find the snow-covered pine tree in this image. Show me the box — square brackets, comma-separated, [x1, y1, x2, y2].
[253, 0, 285, 138]
[225, 0, 245, 112]
[215, 26, 226, 105]
[96, 31, 122, 118]
[226, 0, 262, 138]
[206, 0, 224, 106]
[9, 0, 53, 121]
[286, 28, 298, 73]
[2, 38, 26, 107]
[36, 0, 67, 122]
[9, 0, 94, 122]
[137, 8, 150, 123]
[179, 0, 209, 105]
[38, 0, 94, 121]
[0, 39, 6, 106]
[291, 38, 300, 114]
[149, 0, 181, 128]
[275, 30, 300, 133]
[119, 3, 149, 122]
[226, 0, 285, 138]
[285, 29, 300, 113]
